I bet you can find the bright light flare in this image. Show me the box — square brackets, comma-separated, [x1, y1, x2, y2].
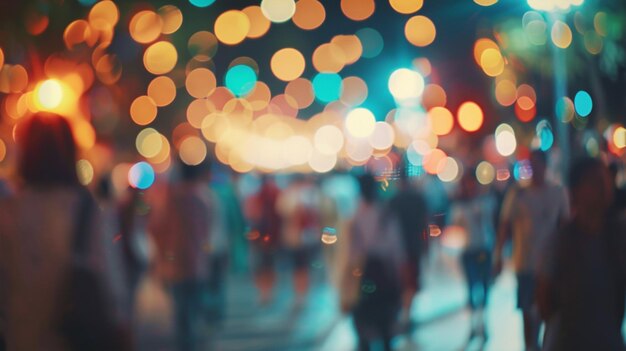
[388, 68, 425, 103]
[36, 79, 64, 110]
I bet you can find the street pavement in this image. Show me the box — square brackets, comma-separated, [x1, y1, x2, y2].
[135, 248, 526, 351]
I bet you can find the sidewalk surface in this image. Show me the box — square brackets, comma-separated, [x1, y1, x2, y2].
[135, 248, 526, 351]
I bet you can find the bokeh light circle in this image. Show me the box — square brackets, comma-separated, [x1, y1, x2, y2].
[261, 0, 296, 23]
[144, 41, 178, 75]
[225, 65, 257, 97]
[390, 0, 424, 14]
[148, 76, 177, 107]
[215, 10, 250, 45]
[271, 48, 305, 81]
[457, 102, 483, 132]
[313, 73, 342, 103]
[405, 16, 436, 47]
[574, 90, 593, 117]
[389, 68, 425, 102]
[129, 162, 155, 190]
[346, 108, 376, 138]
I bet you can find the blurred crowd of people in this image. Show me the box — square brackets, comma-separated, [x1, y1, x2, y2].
[1, 113, 626, 351]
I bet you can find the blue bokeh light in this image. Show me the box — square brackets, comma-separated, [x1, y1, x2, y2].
[129, 162, 155, 190]
[313, 73, 342, 103]
[225, 65, 257, 97]
[574, 90, 593, 117]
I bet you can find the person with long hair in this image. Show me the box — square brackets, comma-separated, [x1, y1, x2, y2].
[0, 114, 127, 350]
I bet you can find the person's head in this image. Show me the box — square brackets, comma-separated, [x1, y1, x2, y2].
[179, 158, 212, 183]
[357, 173, 378, 204]
[16, 113, 79, 187]
[529, 150, 548, 185]
[569, 157, 613, 216]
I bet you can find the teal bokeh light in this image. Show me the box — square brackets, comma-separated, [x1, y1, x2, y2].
[313, 73, 342, 103]
[356, 28, 384, 59]
[189, 0, 216, 8]
[574, 90, 592, 117]
[129, 162, 155, 190]
[225, 65, 257, 97]
[78, 0, 97, 6]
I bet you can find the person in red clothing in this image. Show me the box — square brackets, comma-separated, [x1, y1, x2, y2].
[245, 175, 283, 305]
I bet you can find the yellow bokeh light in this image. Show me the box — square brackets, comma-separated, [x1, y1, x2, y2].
[36, 79, 63, 110]
[551, 20, 572, 49]
[158, 5, 183, 35]
[271, 48, 305, 81]
[614, 126, 626, 149]
[88, 0, 119, 30]
[428, 107, 454, 136]
[341, 0, 375, 21]
[312, 43, 345, 73]
[76, 159, 94, 186]
[476, 161, 495, 185]
[389, 0, 423, 14]
[480, 48, 504, 77]
[149, 135, 171, 164]
[293, 0, 326, 30]
[331, 35, 362, 65]
[187, 98, 217, 128]
[243, 6, 271, 39]
[474, 0, 498, 6]
[0, 48, 4, 69]
[147, 76, 177, 107]
[495, 79, 517, 107]
[136, 128, 163, 159]
[473, 38, 499, 65]
[457, 101, 483, 132]
[144, 41, 178, 75]
[130, 95, 158, 125]
[179, 136, 207, 166]
[186, 68, 217, 98]
[63, 20, 92, 50]
[215, 10, 250, 45]
[129, 11, 163, 44]
[405, 16, 436, 47]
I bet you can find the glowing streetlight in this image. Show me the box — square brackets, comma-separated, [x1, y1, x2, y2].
[35, 79, 64, 110]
